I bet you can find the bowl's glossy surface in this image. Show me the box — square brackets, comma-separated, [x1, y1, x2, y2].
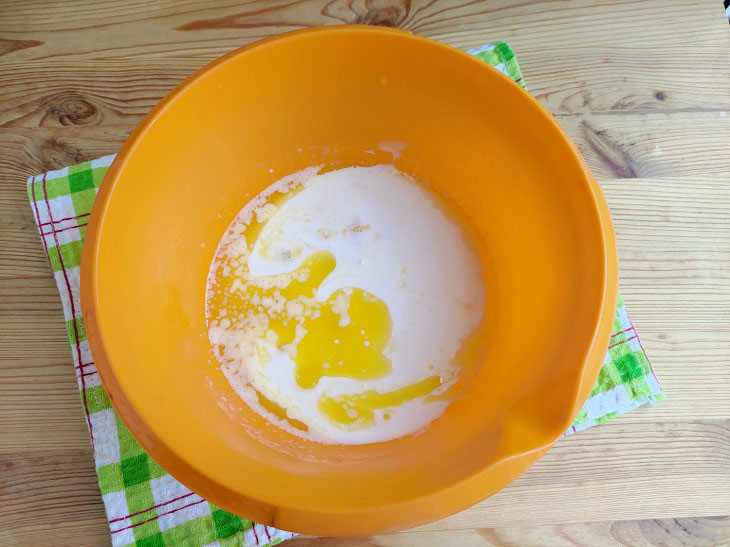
[81, 26, 618, 536]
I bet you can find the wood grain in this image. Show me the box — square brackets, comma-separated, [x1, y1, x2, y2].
[2, 1, 730, 546]
[288, 516, 730, 546]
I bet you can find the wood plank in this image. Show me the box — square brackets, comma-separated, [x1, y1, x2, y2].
[558, 112, 730, 179]
[288, 516, 730, 546]
[2, 50, 729, 128]
[0, 450, 107, 547]
[1, 0, 727, 63]
[0, 127, 126, 185]
[2, 1, 729, 187]
[2, 0, 730, 131]
[1, 420, 727, 542]
[601, 177, 730, 423]
[0, 518, 111, 547]
[2, 112, 729, 193]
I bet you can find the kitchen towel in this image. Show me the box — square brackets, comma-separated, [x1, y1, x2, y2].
[27, 41, 662, 547]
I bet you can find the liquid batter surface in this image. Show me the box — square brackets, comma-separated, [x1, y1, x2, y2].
[206, 165, 485, 444]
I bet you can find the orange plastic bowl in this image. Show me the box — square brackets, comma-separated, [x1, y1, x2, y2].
[81, 26, 617, 535]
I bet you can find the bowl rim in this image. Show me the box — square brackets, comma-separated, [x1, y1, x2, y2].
[80, 25, 618, 535]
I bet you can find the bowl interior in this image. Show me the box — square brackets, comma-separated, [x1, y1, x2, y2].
[85, 28, 610, 533]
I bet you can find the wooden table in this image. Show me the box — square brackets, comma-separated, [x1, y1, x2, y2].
[2, 1, 729, 545]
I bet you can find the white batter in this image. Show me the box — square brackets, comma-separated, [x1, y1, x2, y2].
[207, 165, 485, 444]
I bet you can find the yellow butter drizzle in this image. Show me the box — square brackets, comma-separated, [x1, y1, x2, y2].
[318, 375, 443, 428]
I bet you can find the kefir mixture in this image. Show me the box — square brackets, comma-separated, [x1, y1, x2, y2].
[206, 165, 485, 444]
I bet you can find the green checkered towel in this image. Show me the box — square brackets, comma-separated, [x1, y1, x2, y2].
[27, 41, 662, 547]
